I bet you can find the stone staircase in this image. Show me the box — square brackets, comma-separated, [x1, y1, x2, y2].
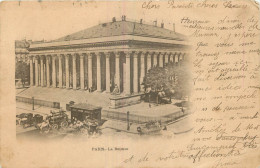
[17, 87, 111, 109]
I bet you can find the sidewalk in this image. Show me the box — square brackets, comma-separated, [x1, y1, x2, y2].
[16, 102, 67, 117]
[101, 114, 192, 135]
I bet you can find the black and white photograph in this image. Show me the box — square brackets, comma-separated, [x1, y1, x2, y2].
[1, 1, 259, 167]
[15, 12, 192, 140]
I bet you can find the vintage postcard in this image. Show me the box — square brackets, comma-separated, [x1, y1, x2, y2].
[0, 0, 259, 167]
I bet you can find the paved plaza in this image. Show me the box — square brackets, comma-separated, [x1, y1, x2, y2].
[17, 87, 185, 117]
[16, 87, 192, 138]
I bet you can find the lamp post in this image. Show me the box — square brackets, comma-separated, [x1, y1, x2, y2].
[127, 111, 130, 131]
[32, 96, 34, 110]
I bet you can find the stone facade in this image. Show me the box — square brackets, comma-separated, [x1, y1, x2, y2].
[28, 18, 189, 95]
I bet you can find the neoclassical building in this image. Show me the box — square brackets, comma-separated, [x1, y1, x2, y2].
[28, 17, 189, 95]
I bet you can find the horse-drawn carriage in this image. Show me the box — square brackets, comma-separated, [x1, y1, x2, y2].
[144, 90, 172, 104]
[16, 113, 44, 128]
[66, 117, 101, 136]
[36, 110, 69, 133]
[137, 121, 164, 135]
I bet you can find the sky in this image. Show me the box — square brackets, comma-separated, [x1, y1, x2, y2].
[0, 1, 192, 42]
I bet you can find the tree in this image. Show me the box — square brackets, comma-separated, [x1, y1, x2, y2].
[166, 61, 191, 100]
[143, 67, 170, 104]
[15, 61, 30, 87]
[143, 61, 191, 103]
[143, 67, 169, 92]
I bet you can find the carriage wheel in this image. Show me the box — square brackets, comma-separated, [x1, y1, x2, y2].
[80, 128, 87, 134]
[52, 124, 59, 130]
[61, 121, 68, 128]
[42, 127, 50, 134]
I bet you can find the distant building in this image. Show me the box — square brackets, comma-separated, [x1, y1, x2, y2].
[15, 40, 31, 64]
[27, 17, 190, 94]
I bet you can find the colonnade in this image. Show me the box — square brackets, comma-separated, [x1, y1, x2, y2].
[29, 51, 186, 95]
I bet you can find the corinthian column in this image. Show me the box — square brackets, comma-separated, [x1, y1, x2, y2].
[178, 52, 181, 67]
[80, 54, 85, 90]
[30, 57, 34, 86]
[96, 53, 101, 92]
[153, 52, 158, 67]
[115, 52, 120, 92]
[133, 52, 139, 93]
[147, 52, 152, 72]
[65, 54, 70, 89]
[88, 53, 92, 89]
[35, 57, 39, 86]
[165, 53, 169, 65]
[105, 52, 110, 93]
[168, 52, 172, 62]
[72, 54, 77, 89]
[159, 53, 163, 67]
[182, 53, 186, 61]
[124, 51, 131, 95]
[58, 55, 63, 88]
[140, 52, 145, 92]
[46, 56, 50, 87]
[174, 52, 178, 65]
[40, 56, 44, 87]
[52, 56, 56, 87]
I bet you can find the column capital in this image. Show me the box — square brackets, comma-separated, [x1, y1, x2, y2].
[98, 52, 103, 56]
[58, 54, 63, 59]
[45, 55, 51, 61]
[172, 52, 178, 56]
[103, 51, 112, 57]
[51, 54, 57, 59]
[33, 56, 38, 62]
[132, 52, 139, 58]
[72, 53, 79, 57]
[124, 51, 134, 58]
[54, 53, 62, 58]
[115, 51, 121, 58]
[63, 53, 72, 56]
[160, 52, 167, 56]
[72, 54, 77, 59]
[39, 55, 45, 59]
[29, 54, 34, 58]
[90, 52, 96, 55]
[140, 51, 149, 56]
[63, 54, 70, 59]
[80, 54, 85, 59]
[29, 55, 34, 60]
[148, 51, 155, 55]
[134, 50, 142, 54]
[153, 52, 159, 55]
[88, 53, 93, 59]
